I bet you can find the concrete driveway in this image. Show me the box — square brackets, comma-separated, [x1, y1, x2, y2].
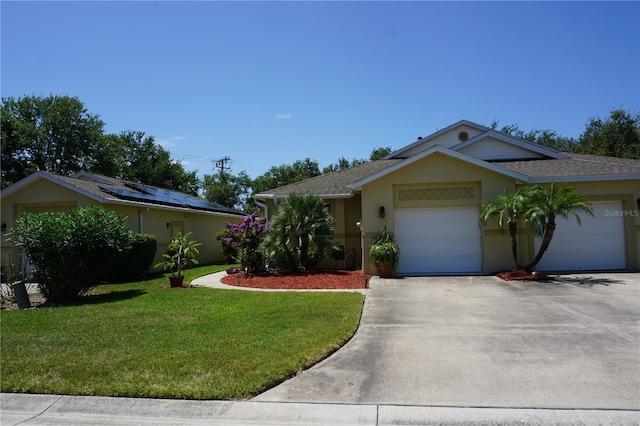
[253, 273, 640, 410]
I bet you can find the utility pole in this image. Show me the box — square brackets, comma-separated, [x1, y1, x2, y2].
[213, 156, 231, 175]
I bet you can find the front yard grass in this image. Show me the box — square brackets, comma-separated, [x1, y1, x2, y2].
[0, 264, 365, 400]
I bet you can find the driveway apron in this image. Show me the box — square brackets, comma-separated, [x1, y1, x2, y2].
[253, 274, 640, 410]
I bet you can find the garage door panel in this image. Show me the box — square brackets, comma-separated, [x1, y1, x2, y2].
[535, 201, 625, 271]
[395, 206, 481, 275]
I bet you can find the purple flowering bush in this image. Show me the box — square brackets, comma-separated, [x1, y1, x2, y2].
[220, 212, 270, 274]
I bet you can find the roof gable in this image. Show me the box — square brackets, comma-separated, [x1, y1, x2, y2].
[384, 120, 490, 159]
[454, 130, 566, 161]
[385, 120, 565, 162]
[350, 145, 529, 190]
[0, 171, 106, 202]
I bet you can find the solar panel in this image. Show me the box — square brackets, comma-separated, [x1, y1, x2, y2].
[100, 185, 240, 214]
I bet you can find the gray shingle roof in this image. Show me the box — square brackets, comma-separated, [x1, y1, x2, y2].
[254, 160, 402, 198]
[42, 172, 243, 215]
[493, 153, 640, 179]
[255, 152, 639, 199]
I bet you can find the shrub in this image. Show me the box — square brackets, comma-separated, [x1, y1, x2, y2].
[104, 234, 157, 283]
[220, 212, 270, 274]
[263, 194, 338, 272]
[8, 206, 133, 302]
[154, 232, 201, 277]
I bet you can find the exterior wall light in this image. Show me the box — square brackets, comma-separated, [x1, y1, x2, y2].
[379, 206, 385, 218]
[0, 223, 6, 232]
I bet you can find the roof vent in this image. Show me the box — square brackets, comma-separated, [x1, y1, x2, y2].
[458, 131, 469, 142]
[417, 136, 423, 140]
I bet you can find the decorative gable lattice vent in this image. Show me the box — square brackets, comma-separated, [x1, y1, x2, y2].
[399, 186, 475, 201]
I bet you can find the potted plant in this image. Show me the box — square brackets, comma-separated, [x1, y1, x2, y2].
[154, 232, 202, 287]
[368, 227, 400, 278]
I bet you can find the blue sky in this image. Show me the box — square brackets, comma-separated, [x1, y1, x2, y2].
[2, 1, 638, 179]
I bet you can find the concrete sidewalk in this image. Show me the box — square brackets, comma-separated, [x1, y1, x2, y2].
[2, 393, 638, 425]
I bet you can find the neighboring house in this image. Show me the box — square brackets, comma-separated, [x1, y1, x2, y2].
[255, 120, 640, 275]
[0, 171, 243, 275]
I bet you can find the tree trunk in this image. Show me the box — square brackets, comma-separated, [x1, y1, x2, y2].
[508, 221, 521, 270]
[525, 218, 556, 273]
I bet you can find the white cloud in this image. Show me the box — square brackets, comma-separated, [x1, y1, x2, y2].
[275, 113, 292, 119]
[156, 135, 187, 149]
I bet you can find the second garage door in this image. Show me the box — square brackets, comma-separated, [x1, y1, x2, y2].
[394, 206, 482, 275]
[534, 201, 626, 272]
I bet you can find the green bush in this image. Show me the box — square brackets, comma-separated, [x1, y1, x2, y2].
[263, 194, 338, 272]
[8, 206, 133, 302]
[105, 234, 157, 283]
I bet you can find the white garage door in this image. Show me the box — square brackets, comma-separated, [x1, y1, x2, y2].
[534, 201, 626, 272]
[394, 206, 482, 274]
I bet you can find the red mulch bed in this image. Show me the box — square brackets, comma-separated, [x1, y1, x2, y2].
[497, 269, 553, 281]
[221, 269, 370, 289]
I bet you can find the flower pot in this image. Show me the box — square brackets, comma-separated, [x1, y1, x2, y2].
[374, 261, 395, 278]
[169, 275, 184, 288]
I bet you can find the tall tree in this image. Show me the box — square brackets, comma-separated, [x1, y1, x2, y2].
[322, 147, 393, 173]
[252, 158, 321, 194]
[1, 95, 104, 188]
[322, 157, 366, 174]
[203, 170, 252, 211]
[369, 146, 392, 161]
[491, 121, 576, 152]
[89, 130, 200, 195]
[1, 95, 200, 194]
[574, 109, 640, 159]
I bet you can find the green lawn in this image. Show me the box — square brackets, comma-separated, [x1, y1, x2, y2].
[0, 265, 365, 400]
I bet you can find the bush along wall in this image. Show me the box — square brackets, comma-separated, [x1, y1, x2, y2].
[104, 233, 157, 283]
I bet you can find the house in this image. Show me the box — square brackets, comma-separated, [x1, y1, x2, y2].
[254, 120, 640, 275]
[0, 171, 244, 274]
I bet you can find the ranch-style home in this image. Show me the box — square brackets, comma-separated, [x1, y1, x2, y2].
[255, 119, 640, 275]
[0, 171, 243, 275]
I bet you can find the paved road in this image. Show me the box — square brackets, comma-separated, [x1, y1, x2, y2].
[254, 273, 640, 410]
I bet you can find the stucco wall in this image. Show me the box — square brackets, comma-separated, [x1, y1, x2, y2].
[359, 153, 520, 274]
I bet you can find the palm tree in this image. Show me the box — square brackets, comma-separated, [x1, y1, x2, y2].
[480, 188, 530, 270]
[264, 194, 338, 271]
[523, 183, 593, 273]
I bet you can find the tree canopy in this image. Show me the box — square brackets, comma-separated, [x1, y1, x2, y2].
[1, 95, 104, 188]
[492, 108, 639, 158]
[1, 95, 199, 194]
[574, 109, 640, 159]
